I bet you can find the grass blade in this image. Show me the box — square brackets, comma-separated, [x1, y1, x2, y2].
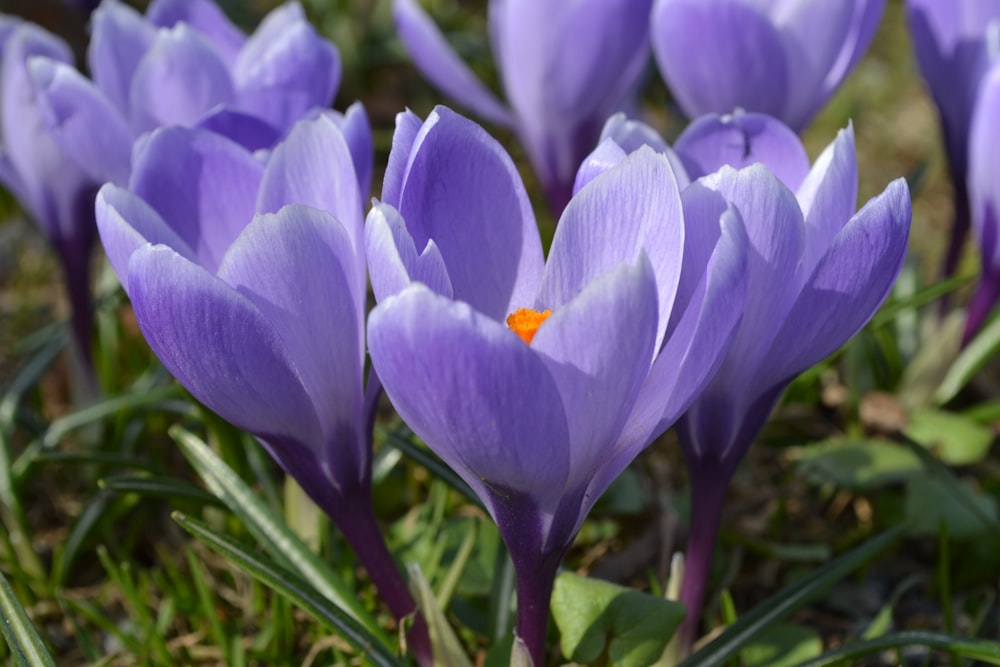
[0, 569, 57, 667]
[794, 631, 1000, 666]
[173, 512, 404, 667]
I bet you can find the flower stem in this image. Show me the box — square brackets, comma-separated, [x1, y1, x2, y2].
[513, 555, 559, 667]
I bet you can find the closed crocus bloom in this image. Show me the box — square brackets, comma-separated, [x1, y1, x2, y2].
[394, 0, 653, 215]
[27, 0, 365, 193]
[651, 0, 885, 131]
[0, 17, 100, 385]
[367, 106, 749, 665]
[94, 116, 430, 665]
[966, 60, 1000, 338]
[906, 1, 1000, 308]
[609, 110, 911, 647]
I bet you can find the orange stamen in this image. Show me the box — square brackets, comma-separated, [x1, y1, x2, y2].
[506, 308, 552, 345]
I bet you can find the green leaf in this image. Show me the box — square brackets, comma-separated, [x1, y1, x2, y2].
[679, 526, 902, 667]
[170, 427, 388, 646]
[99, 475, 224, 506]
[42, 385, 188, 448]
[742, 623, 821, 667]
[551, 571, 685, 667]
[408, 563, 473, 667]
[173, 512, 404, 667]
[908, 409, 993, 465]
[794, 631, 1000, 666]
[936, 312, 1000, 404]
[904, 476, 998, 539]
[0, 569, 57, 667]
[791, 439, 922, 490]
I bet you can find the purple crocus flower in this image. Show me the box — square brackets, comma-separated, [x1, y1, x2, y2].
[651, 0, 885, 131]
[27, 0, 360, 192]
[607, 110, 911, 647]
[906, 0, 1000, 332]
[967, 59, 1000, 339]
[0, 16, 100, 383]
[94, 115, 431, 665]
[366, 106, 749, 665]
[393, 0, 653, 215]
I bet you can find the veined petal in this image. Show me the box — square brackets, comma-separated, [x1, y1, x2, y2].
[394, 0, 512, 127]
[651, 0, 788, 120]
[674, 110, 809, 189]
[368, 284, 572, 517]
[128, 25, 235, 133]
[256, 113, 362, 264]
[600, 113, 690, 188]
[95, 183, 196, 292]
[540, 147, 683, 350]
[234, 3, 340, 132]
[395, 107, 544, 319]
[146, 0, 246, 67]
[796, 123, 859, 275]
[365, 202, 453, 302]
[531, 256, 658, 494]
[129, 125, 263, 272]
[763, 178, 911, 385]
[572, 138, 628, 196]
[196, 107, 281, 152]
[87, 0, 156, 115]
[970, 63, 1000, 274]
[817, 0, 886, 120]
[29, 57, 133, 186]
[381, 108, 423, 209]
[216, 206, 365, 480]
[128, 244, 323, 448]
[328, 102, 374, 201]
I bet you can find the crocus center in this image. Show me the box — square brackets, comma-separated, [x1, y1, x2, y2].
[506, 308, 552, 345]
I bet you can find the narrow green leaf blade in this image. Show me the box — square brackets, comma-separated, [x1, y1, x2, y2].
[936, 313, 1000, 404]
[0, 569, 57, 667]
[173, 512, 404, 667]
[794, 631, 1000, 666]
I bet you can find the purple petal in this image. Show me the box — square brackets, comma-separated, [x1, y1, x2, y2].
[674, 110, 810, 188]
[196, 107, 281, 152]
[651, 0, 788, 120]
[233, 3, 340, 132]
[816, 0, 886, 122]
[146, 0, 246, 67]
[128, 25, 235, 133]
[394, 0, 512, 127]
[128, 243, 323, 447]
[365, 202, 453, 302]
[380, 108, 423, 209]
[328, 102, 373, 200]
[540, 147, 684, 350]
[572, 138, 628, 196]
[95, 183, 196, 292]
[216, 206, 365, 481]
[531, 256, 658, 494]
[29, 57, 133, 186]
[796, 124, 859, 275]
[763, 178, 911, 383]
[256, 113, 362, 264]
[129, 125, 263, 272]
[395, 107, 544, 320]
[87, 0, 156, 115]
[599, 113, 691, 188]
[368, 284, 572, 517]
[970, 62, 1000, 275]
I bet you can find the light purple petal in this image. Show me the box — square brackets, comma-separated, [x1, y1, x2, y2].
[599, 113, 690, 188]
[796, 124, 859, 276]
[87, 0, 156, 115]
[216, 205, 365, 480]
[381, 108, 423, 209]
[817, 0, 886, 120]
[29, 57, 133, 186]
[256, 113, 362, 264]
[970, 62, 1000, 275]
[763, 178, 911, 383]
[540, 147, 684, 350]
[651, 0, 788, 120]
[128, 243, 323, 447]
[572, 138, 628, 196]
[674, 110, 810, 188]
[328, 102, 373, 200]
[395, 107, 544, 320]
[531, 256, 658, 495]
[196, 107, 281, 152]
[234, 3, 340, 132]
[146, 0, 246, 67]
[368, 284, 572, 517]
[129, 126, 263, 272]
[95, 183, 196, 292]
[365, 202, 453, 302]
[128, 25, 235, 133]
[394, 0, 512, 127]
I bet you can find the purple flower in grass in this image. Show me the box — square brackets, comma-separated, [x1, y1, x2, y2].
[94, 115, 431, 666]
[967, 60, 1000, 339]
[651, 0, 885, 131]
[393, 0, 653, 215]
[0, 17, 100, 383]
[367, 106, 749, 666]
[27, 0, 366, 193]
[906, 0, 1000, 332]
[607, 111, 910, 649]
